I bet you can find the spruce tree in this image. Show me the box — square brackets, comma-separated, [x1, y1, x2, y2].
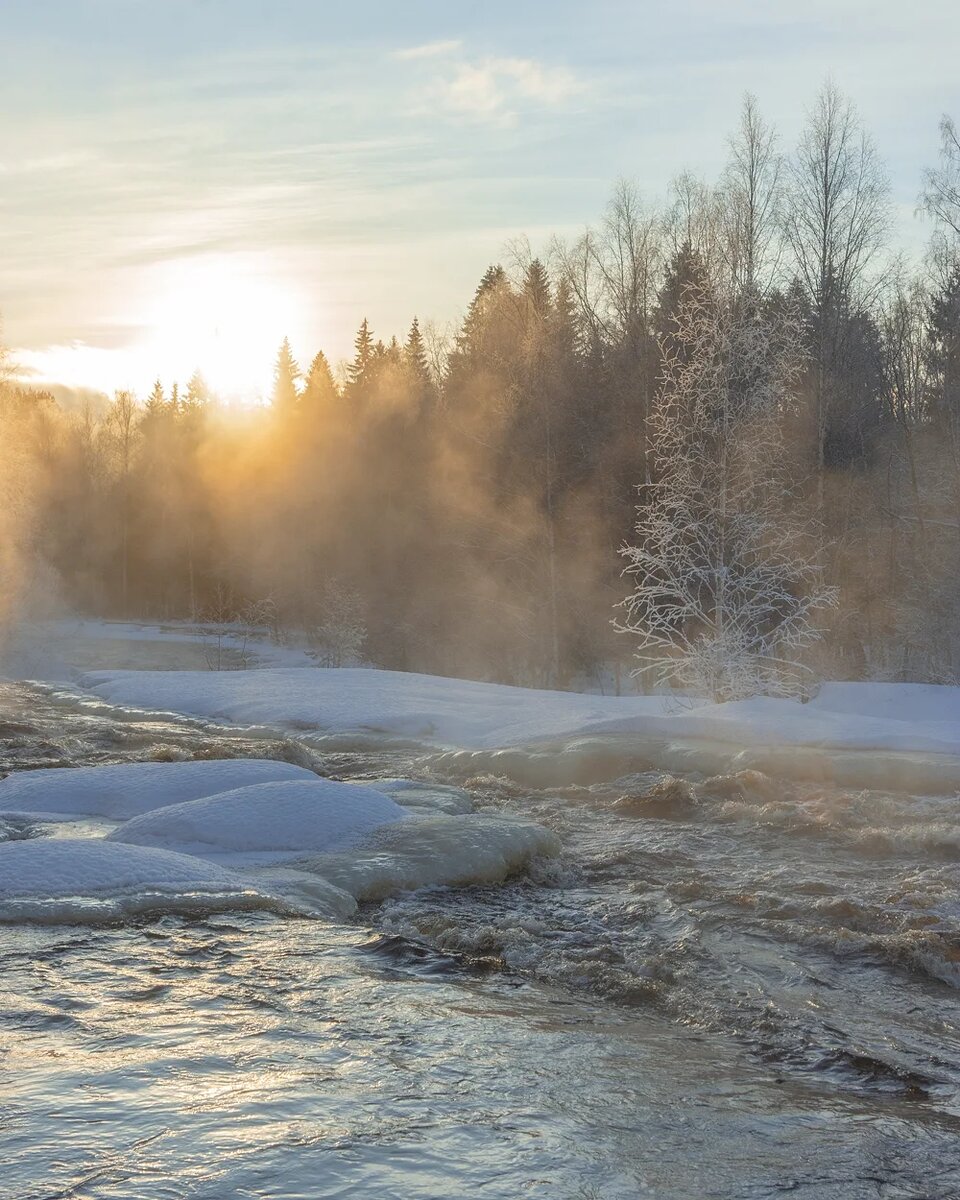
[271, 337, 300, 411]
[145, 378, 166, 416]
[301, 349, 338, 411]
[347, 318, 375, 397]
[184, 370, 210, 413]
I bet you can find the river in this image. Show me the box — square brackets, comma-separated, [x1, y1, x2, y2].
[2, 679, 959, 1199]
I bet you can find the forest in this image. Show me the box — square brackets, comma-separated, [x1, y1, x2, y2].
[2, 83, 959, 695]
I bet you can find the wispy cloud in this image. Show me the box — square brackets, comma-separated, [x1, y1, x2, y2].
[424, 55, 584, 126]
[392, 39, 463, 61]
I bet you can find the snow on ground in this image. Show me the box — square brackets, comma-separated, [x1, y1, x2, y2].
[77, 665, 960, 759]
[78, 666, 674, 748]
[3, 618, 959, 926]
[108, 779, 408, 859]
[0, 759, 318, 820]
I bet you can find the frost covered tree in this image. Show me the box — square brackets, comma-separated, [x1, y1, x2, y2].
[309, 580, 366, 667]
[618, 284, 838, 702]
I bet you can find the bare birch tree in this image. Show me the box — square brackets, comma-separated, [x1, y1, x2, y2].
[922, 115, 960, 241]
[785, 81, 890, 500]
[719, 93, 784, 295]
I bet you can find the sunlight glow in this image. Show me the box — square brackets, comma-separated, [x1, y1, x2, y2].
[17, 254, 310, 404]
[138, 255, 307, 401]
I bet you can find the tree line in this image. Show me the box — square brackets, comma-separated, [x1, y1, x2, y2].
[2, 83, 959, 692]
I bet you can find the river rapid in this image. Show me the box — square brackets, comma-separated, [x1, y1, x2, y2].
[2, 679, 960, 1199]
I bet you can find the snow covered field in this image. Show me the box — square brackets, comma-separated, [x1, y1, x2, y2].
[4, 613, 956, 930]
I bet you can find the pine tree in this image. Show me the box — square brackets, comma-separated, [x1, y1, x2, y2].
[184, 370, 210, 413]
[403, 317, 435, 408]
[347, 318, 375, 396]
[301, 349, 338, 411]
[453, 266, 509, 363]
[271, 337, 300, 411]
[404, 317, 429, 379]
[145, 379, 166, 416]
[927, 261, 960, 429]
[522, 259, 553, 324]
[655, 242, 710, 364]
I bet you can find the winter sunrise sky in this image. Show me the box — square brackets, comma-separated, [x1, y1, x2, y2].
[2, 0, 958, 401]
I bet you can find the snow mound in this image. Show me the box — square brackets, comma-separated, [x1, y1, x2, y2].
[293, 813, 560, 901]
[0, 759, 317, 821]
[0, 838, 295, 924]
[108, 778, 408, 858]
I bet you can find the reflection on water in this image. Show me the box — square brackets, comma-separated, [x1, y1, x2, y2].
[2, 681, 960, 1198]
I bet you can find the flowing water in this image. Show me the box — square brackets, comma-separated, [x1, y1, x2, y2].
[2, 680, 960, 1199]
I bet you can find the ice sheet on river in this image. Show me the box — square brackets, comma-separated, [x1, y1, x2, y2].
[78, 668, 960, 757]
[0, 758, 317, 820]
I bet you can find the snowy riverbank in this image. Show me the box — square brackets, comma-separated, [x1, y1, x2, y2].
[10, 618, 960, 789]
[75, 665, 960, 762]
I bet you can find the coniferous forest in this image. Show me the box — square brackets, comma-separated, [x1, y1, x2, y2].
[3, 86, 960, 693]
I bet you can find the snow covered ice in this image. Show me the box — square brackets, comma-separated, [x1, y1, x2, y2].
[0, 757, 318, 820]
[0, 838, 291, 923]
[0, 748, 558, 924]
[107, 777, 409, 858]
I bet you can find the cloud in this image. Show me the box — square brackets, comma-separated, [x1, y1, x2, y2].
[392, 39, 463, 61]
[427, 56, 583, 126]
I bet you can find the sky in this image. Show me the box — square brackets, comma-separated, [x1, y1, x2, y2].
[1, 0, 958, 401]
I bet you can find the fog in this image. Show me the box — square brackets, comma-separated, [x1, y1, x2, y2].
[3, 88, 960, 693]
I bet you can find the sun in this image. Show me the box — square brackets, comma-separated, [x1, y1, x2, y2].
[137, 253, 306, 402]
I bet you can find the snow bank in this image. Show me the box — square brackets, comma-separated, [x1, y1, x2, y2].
[0, 838, 299, 924]
[108, 778, 408, 858]
[75, 669, 960, 790]
[587, 691, 960, 757]
[79, 666, 673, 748]
[0, 759, 317, 821]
